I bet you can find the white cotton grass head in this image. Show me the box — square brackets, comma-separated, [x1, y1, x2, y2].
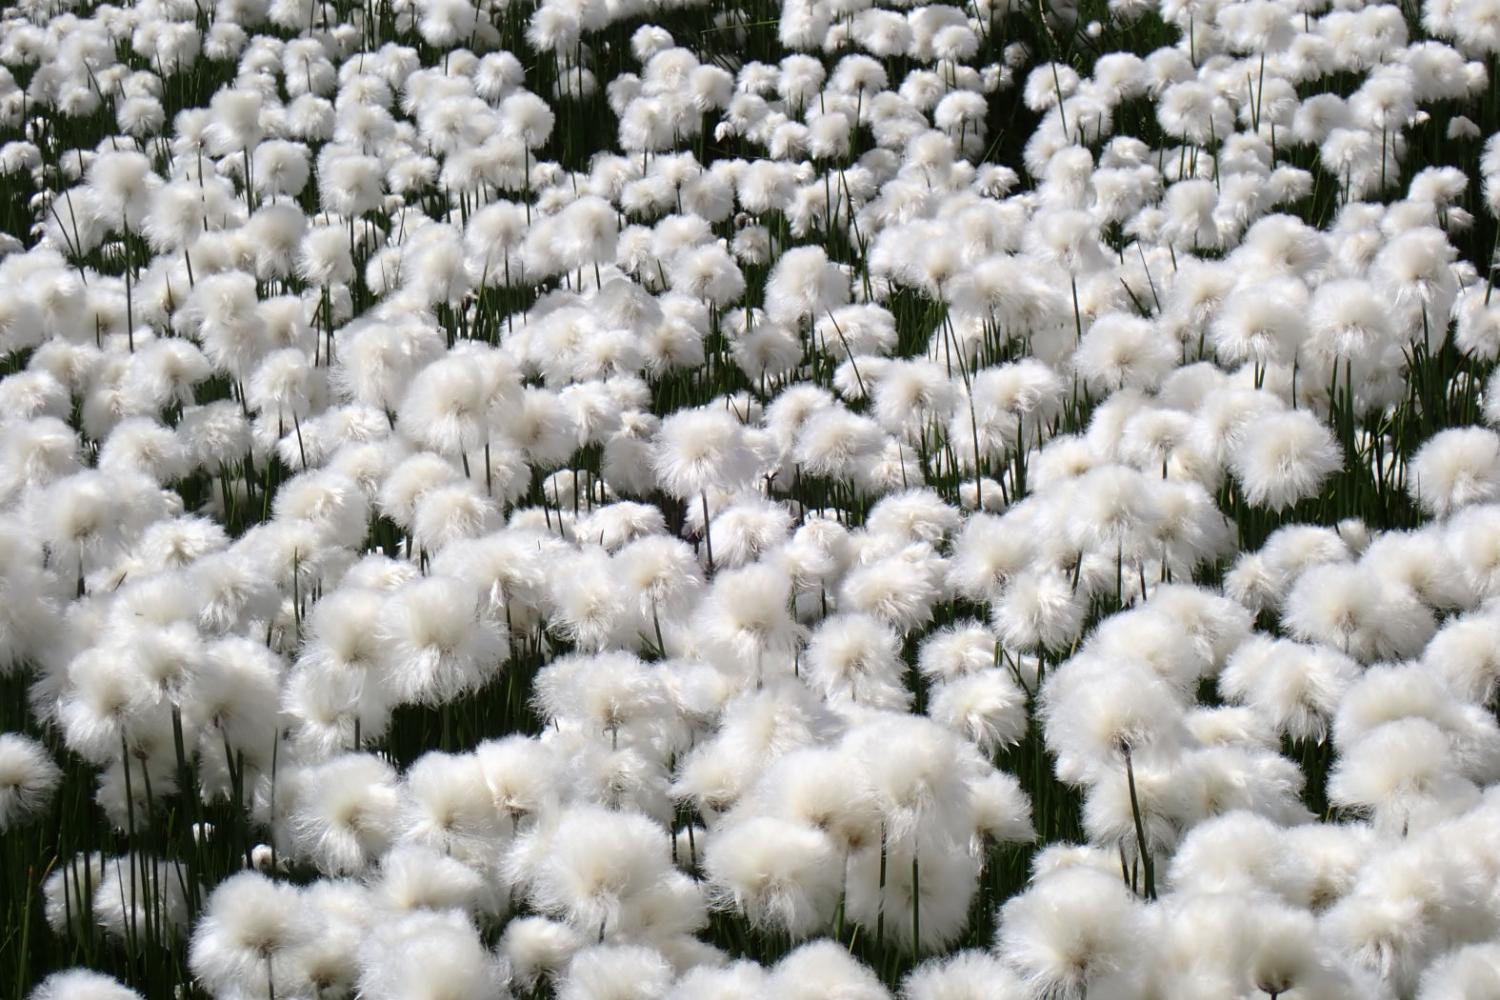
[1072, 313, 1178, 394]
[184, 637, 282, 772]
[296, 226, 357, 289]
[945, 514, 1033, 601]
[1329, 718, 1480, 835]
[501, 916, 583, 995]
[275, 880, 370, 999]
[793, 406, 885, 482]
[515, 803, 671, 939]
[475, 734, 562, 828]
[706, 498, 793, 569]
[1282, 561, 1436, 663]
[765, 939, 891, 1000]
[369, 842, 488, 916]
[967, 769, 1036, 848]
[1442, 502, 1500, 600]
[0, 375, 69, 434]
[1041, 655, 1187, 785]
[664, 960, 766, 1000]
[1183, 743, 1315, 826]
[29, 970, 143, 1000]
[42, 852, 107, 939]
[1141, 585, 1252, 676]
[577, 499, 667, 553]
[396, 355, 503, 459]
[357, 909, 509, 1000]
[34, 470, 133, 583]
[1485, 368, 1500, 429]
[764, 245, 851, 326]
[557, 739, 672, 823]
[1228, 409, 1342, 511]
[991, 569, 1086, 654]
[736, 746, 881, 855]
[928, 670, 1028, 754]
[1164, 809, 1294, 898]
[1242, 523, 1357, 611]
[1423, 611, 1500, 706]
[1218, 636, 1360, 744]
[694, 562, 803, 677]
[802, 612, 908, 709]
[702, 815, 843, 938]
[840, 714, 976, 851]
[188, 871, 312, 1000]
[532, 651, 668, 749]
[542, 549, 631, 654]
[289, 752, 401, 875]
[1306, 277, 1396, 369]
[410, 480, 501, 554]
[57, 646, 152, 766]
[864, 489, 960, 547]
[433, 530, 552, 633]
[396, 749, 505, 864]
[554, 944, 674, 1000]
[0, 731, 62, 832]
[995, 865, 1145, 1000]
[671, 681, 839, 820]
[500, 90, 556, 148]
[1058, 462, 1159, 559]
[0, 537, 59, 674]
[652, 407, 759, 500]
[616, 866, 707, 943]
[293, 584, 387, 662]
[1356, 524, 1470, 611]
[271, 469, 370, 550]
[377, 452, 461, 531]
[838, 543, 946, 634]
[375, 576, 506, 706]
[1408, 426, 1500, 517]
[612, 536, 703, 633]
[1416, 943, 1500, 999]
[1322, 835, 1496, 995]
[903, 950, 1026, 1000]
[1209, 280, 1309, 367]
[1329, 662, 1500, 780]
[870, 360, 956, 440]
[917, 622, 1001, 683]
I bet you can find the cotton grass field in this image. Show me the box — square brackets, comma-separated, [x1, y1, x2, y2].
[5, 0, 1500, 996]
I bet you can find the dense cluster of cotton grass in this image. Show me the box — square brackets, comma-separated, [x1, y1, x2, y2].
[8, 0, 1500, 995]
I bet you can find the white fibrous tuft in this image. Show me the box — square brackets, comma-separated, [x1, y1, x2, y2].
[29, 970, 143, 1000]
[766, 940, 891, 1000]
[1283, 561, 1436, 662]
[289, 753, 402, 875]
[1229, 409, 1343, 511]
[0, 732, 62, 831]
[703, 815, 842, 937]
[357, 909, 509, 1000]
[376, 576, 506, 706]
[189, 872, 311, 999]
[996, 866, 1145, 999]
[1409, 426, 1500, 517]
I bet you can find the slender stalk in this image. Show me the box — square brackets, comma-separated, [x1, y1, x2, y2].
[700, 491, 715, 572]
[1123, 746, 1156, 900]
